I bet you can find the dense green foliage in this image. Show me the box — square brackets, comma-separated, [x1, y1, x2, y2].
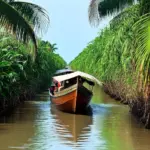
[0, 0, 49, 56]
[0, 35, 66, 109]
[71, 5, 143, 102]
[72, 3, 150, 127]
[87, 0, 150, 128]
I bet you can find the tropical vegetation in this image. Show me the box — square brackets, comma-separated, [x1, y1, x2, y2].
[71, 0, 150, 128]
[0, 0, 49, 58]
[0, 34, 66, 114]
[0, 0, 66, 114]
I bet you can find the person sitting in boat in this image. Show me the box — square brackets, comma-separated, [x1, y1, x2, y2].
[50, 82, 55, 95]
[55, 81, 61, 92]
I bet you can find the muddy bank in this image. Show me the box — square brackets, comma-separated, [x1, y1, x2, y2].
[103, 84, 129, 105]
[0, 91, 36, 117]
[130, 100, 150, 129]
[103, 84, 150, 129]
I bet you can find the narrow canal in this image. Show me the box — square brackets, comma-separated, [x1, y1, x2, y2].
[0, 86, 150, 150]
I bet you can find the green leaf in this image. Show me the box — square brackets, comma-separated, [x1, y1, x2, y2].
[0, 0, 37, 58]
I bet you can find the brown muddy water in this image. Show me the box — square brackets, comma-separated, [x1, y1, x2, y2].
[0, 86, 150, 150]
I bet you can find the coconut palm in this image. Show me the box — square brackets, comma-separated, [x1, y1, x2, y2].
[88, 0, 150, 25]
[50, 43, 58, 52]
[0, 0, 49, 57]
[89, 0, 150, 97]
[38, 41, 58, 53]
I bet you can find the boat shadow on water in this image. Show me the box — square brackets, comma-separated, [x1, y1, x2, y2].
[50, 102, 114, 147]
[72, 105, 93, 116]
[50, 105, 93, 145]
[51, 103, 93, 116]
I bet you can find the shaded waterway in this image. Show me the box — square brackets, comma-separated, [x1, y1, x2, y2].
[0, 86, 150, 150]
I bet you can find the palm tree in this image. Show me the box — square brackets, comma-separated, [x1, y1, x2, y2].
[38, 41, 58, 53]
[50, 43, 58, 52]
[88, 0, 150, 25]
[0, 0, 49, 57]
[89, 0, 150, 99]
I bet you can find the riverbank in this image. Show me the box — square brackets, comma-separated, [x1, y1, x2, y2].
[102, 83, 150, 129]
[70, 5, 150, 129]
[0, 38, 66, 116]
[1, 88, 150, 150]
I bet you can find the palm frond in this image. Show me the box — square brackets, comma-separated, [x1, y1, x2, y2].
[133, 13, 150, 88]
[9, 1, 50, 35]
[110, 5, 140, 28]
[88, 0, 101, 26]
[0, 0, 37, 58]
[89, 0, 136, 26]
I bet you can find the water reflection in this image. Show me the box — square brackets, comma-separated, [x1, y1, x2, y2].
[1, 89, 150, 150]
[0, 102, 36, 150]
[51, 106, 93, 144]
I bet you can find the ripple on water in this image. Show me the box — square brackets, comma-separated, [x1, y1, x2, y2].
[1, 89, 148, 150]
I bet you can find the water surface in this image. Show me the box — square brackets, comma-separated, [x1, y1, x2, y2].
[0, 86, 150, 150]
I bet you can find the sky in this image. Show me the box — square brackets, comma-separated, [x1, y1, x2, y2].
[24, 0, 110, 63]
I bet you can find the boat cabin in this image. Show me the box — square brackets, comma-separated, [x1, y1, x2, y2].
[54, 67, 74, 76]
[50, 71, 97, 95]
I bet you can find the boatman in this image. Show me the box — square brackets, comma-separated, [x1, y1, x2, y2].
[55, 81, 61, 91]
[50, 82, 55, 95]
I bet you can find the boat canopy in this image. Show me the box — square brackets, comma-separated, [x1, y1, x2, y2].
[54, 68, 73, 76]
[53, 71, 102, 86]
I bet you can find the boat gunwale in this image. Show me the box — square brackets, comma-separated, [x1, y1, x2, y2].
[50, 84, 78, 98]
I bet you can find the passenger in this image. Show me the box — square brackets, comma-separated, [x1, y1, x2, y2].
[50, 85, 55, 95]
[50, 82, 56, 95]
[57, 81, 61, 91]
[55, 81, 61, 91]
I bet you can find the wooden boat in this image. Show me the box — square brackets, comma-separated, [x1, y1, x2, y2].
[49, 69, 101, 113]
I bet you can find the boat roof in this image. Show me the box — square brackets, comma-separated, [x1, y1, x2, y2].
[54, 68, 73, 75]
[53, 71, 102, 85]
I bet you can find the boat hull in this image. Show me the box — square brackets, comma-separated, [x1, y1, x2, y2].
[76, 86, 92, 111]
[50, 86, 92, 113]
[51, 90, 77, 113]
